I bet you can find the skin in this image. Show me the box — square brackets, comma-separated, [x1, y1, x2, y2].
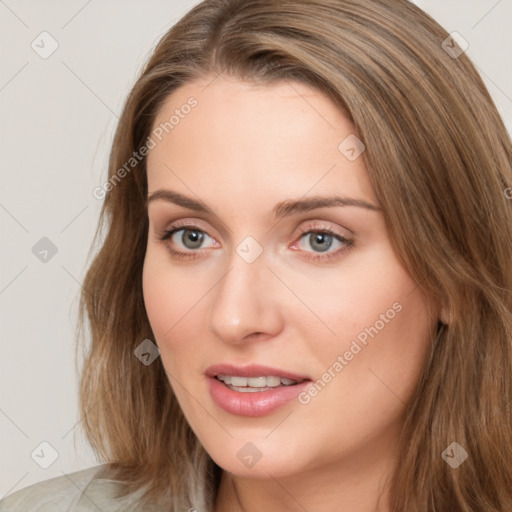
[142, 74, 442, 512]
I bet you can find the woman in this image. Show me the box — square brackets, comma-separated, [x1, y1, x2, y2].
[2, 0, 511, 510]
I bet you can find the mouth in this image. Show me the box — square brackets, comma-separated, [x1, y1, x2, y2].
[206, 363, 311, 388]
[214, 374, 307, 392]
[205, 363, 312, 415]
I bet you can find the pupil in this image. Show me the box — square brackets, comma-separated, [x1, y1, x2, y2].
[311, 233, 332, 252]
[183, 229, 203, 249]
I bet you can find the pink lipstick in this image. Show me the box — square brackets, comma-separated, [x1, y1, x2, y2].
[206, 363, 312, 417]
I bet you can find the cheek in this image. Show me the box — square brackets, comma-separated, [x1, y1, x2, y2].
[286, 244, 427, 346]
[143, 245, 193, 325]
[142, 247, 210, 362]
[287, 253, 434, 457]
[143, 249, 180, 346]
[143, 252, 173, 336]
[292, 245, 434, 395]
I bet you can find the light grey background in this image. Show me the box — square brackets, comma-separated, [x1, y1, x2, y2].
[1, 0, 511, 498]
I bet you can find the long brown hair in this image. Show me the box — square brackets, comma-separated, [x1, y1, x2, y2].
[77, 0, 512, 510]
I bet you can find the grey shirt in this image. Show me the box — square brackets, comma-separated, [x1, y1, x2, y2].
[0, 465, 127, 511]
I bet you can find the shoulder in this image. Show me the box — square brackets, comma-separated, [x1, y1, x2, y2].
[0, 464, 127, 512]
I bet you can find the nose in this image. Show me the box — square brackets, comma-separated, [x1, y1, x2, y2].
[207, 249, 284, 345]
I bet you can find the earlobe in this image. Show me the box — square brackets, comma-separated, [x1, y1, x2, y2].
[439, 304, 451, 325]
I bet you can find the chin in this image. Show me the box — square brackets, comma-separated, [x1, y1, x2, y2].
[204, 437, 310, 478]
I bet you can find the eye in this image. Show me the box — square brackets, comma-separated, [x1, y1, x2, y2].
[158, 223, 218, 260]
[157, 221, 354, 262]
[290, 223, 354, 261]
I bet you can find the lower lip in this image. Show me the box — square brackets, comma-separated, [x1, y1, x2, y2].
[207, 376, 312, 417]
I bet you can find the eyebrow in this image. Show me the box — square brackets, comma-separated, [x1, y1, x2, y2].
[146, 189, 381, 220]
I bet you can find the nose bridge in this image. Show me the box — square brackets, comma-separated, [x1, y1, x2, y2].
[207, 241, 281, 343]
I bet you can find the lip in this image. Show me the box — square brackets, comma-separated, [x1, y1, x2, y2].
[205, 363, 312, 417]
[205, 363, 310, 381]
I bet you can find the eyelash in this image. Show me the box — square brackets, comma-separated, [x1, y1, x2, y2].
[157, 221, 354, 262]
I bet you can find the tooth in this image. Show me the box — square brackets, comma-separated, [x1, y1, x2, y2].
[266, 376, 281, 387]
[231, 376, 248, 386]
[232, 387, 264, 393]
[217, 375, 302, 389]
[247, 377, 267, 388]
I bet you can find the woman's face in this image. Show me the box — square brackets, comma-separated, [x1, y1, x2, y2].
[143, 75, 438, 479]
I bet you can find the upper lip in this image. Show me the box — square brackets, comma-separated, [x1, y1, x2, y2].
[206, 363, 311, 382]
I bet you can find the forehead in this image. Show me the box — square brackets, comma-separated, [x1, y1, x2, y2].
[146, 75, 377, 211]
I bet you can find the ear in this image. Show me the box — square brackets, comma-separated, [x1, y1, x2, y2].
[439, 303, 451, 325]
